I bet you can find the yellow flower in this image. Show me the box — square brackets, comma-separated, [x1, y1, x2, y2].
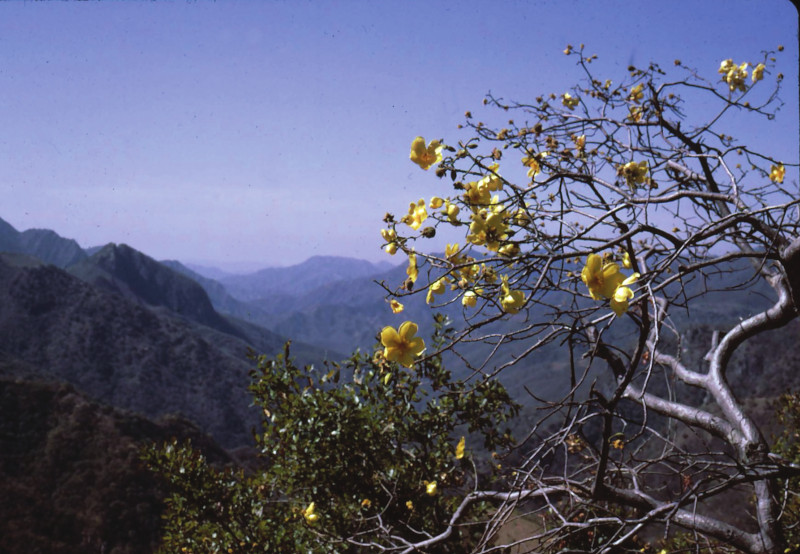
[409, 136, 443, 170]
[622, 251, 632, 269]
[455, 436, 466, 459]
[406, 251, 418, 283]
[718, 58, 735, 74]
[462, 289, 480, 308]
[573, 134, 586, 153]
[380, 321, 425, 368]
[477, 163, 503, 191]
[514, 206, 532, 225]
[628, 105, 643, 123]
[618, 160, 649, 189]
[390, 299, 404, 314]
[406, 500, 414, 510]
[561, 92, 579, 110]
[720, 60, 749, 92]
[769, 163, 785, 183]
[498, 243, 520, 258]
[500, 276, 526, 314]
[429, 196, 444, 209]
[303, 502, 319, 523]
[426, 277, 446, 304]
[442, 200, 460, 224]
[752, 62, 765, 83]
[463, 180, 491, 208]
[361, 498, 372, 508]
[609, 273, 640, 316]
[611, 438, 625, 450]
[628, 83, 644, 103]
[424, 480, 437, 496]
[402, 199, 428, 230]
[522, 152, 548, 178]
[445, 243, 460, 259]
[467, 210, 508, 251]
[581, 254, 624, 300]
[381, 228, 398, 255]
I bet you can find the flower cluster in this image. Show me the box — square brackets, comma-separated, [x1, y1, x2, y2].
[381, 228, 398, 255]
[402, 199, 427, 230]
[718, 59, 750, 92]
[581, 254, 640, 316]
[561, 92, 579, 110]
[463, 163, 504, 209]
[617, 160, 649, 189]
[628, 83, 644, 103]
[467, 209, 509, 252]
[388, 137, 537, 320]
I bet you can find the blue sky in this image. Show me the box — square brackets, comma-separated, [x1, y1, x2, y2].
[1, 0, 797, 270]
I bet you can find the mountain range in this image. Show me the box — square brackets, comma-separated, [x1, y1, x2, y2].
[1, 214, 798, 553]
[0, 217, 427, 445]
[0, 216, 398, 552]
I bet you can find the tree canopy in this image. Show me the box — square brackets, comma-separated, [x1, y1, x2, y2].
[146, 46, 799, 553]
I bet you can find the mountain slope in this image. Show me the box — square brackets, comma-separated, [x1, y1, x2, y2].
[0, 253, 267, 447]
[161, 259, 276, 329]
[19, 228, 87, 268]
[0, 374, 232, 554]
[69, 243, 241, 337]
[0, 216, 87, 268]
[0, 217, 21, 253]
[67, 244, 341, 361]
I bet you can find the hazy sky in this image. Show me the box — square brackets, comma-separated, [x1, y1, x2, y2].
[1, 1, 797, 270]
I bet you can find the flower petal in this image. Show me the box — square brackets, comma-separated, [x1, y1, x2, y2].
[408, 336, 425, 357]
[380, 326, 401, 348]
[398, 321, 419, 341]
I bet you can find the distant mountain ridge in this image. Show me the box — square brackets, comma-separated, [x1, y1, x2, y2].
[0, 217, 342, 448]
[1, 213, 790, 430]
[70, 243, 242, 338]
[161, 259, 277, 330]
[219, 255, 394, 300]
[0, 218, 86, 268]
[0, 253, 262, 447]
